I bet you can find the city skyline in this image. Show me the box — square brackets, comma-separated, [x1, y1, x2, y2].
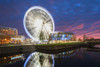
[0, 0, 100, 39]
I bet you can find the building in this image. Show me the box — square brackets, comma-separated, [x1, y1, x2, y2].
[10, 35, 25, 44]
[24, 38, 33, 44]
[0, 26, 25, 44]
[83, 35, 87, 41]
[49, 31, 75, 43]
[85, 39, 100, 42]
[50, 31, 74, 40]
[0, 26, 18, 36]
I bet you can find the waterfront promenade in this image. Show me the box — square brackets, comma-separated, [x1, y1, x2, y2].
[0, 42, 100, 57]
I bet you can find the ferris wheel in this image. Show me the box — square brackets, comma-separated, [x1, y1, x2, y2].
[23, 6, 55, 41]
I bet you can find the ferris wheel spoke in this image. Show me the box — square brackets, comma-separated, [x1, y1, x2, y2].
[42, 24, 50, 39]
[24, 6, 54, 41]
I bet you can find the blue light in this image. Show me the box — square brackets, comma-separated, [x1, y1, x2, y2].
[62, 34, 66, 38]
[52, 33, 73, 40]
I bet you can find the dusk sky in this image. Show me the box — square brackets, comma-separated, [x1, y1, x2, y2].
[0, 0, 100, 39]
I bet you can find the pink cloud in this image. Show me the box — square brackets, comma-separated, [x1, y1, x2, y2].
[91, 33, 100, 36]
[64, 25, 73, 31]
[92, 21, 100, 26]
[94, 36, 100, 39]
[56, 22, 100, 39]
[72, 24, 84, 30]
[86, 29, 100, 35]
[88, 25, 100, 30]
[64, 23, 78, 31]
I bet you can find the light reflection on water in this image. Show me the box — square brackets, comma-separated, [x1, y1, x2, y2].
[24, 47, 100, 67]
[24, 49, 77, 67]
[24, 52, 55, 67]
[94, 45, 100, 48]
[0, 54, 24, 66]
[0, 46, 100, 67]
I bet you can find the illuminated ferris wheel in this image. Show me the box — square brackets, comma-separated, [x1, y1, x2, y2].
[23, 6, 55, 41]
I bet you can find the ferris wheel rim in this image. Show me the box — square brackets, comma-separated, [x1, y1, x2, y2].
[23, 6, 55, 41]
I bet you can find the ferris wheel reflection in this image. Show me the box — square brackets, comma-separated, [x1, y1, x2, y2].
[24, 52, 55, 67]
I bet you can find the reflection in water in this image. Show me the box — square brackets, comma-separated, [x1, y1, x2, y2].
[87, 45, 100, 52]
[24, 52, 55, 67]
[54, 50, 76, 58]
[24, 50, 77, 67]
[24, 49, 78, 67]
[0, 47, 99, 67]
[94, 45, 100, 48]
[0, 54, 24, 65]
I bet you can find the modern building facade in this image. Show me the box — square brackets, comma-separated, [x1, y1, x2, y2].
[50, 31, 74, 40]
[49, 31, 76, 43]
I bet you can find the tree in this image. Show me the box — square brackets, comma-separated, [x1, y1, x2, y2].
[78, 38, 82, 41]
[83, 35, 87, 41]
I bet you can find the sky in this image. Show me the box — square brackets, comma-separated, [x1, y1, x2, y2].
[0, 0, 100, 39]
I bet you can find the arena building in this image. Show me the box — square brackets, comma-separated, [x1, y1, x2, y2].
[49, 31, 76, 43]
[51, 31, 74, 40]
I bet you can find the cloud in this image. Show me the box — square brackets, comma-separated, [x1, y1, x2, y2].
[92, 21, 100, 26]
[88, 25, 100, 31]
[72, 24, 84, 30]
[0, 0, 100, 39]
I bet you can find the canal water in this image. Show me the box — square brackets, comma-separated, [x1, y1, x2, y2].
[0, 46, 100, 67]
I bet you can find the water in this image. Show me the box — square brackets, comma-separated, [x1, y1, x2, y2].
[0, 46, 100, 67]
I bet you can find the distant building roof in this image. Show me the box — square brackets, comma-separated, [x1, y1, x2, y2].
[51, 31, 74, 35]
[0, 26, 17, 30]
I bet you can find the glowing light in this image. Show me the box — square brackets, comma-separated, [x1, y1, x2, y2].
[23, 6, 55, 41]
[11, 56, 22, 60]
[24, 52, 55, 67]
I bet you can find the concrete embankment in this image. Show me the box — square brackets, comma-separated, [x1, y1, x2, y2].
[0, 45, 36, 57]
[0, 44, 85, 56]
[35, 44, 87, 53]
[0, 42, 100, 57]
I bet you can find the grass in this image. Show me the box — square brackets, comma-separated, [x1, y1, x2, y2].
[36, 42, 85, 46]
[0, 44, 21, 46]
[0, 42, 87, 46]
